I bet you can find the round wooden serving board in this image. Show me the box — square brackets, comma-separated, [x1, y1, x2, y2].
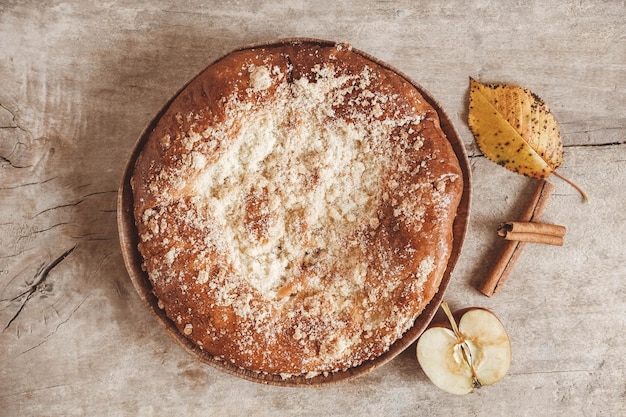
[117, 38, 471, 387]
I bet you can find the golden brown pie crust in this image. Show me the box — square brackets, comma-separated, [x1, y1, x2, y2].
[130, 40, 463, 378]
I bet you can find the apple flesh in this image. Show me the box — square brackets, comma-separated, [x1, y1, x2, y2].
[416, 303, 511, 395]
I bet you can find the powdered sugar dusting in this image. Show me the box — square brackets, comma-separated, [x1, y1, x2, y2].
[194, 64, 416, 301]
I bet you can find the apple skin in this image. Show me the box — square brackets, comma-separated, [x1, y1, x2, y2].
[416, 306, 511, 395]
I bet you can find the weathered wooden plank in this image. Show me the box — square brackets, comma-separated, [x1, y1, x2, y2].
[1, 0, 624, 415]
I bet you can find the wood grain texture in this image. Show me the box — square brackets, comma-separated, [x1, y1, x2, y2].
[1, 0, 624, 415]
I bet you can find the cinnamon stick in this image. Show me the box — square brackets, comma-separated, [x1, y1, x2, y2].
[479, 179, 554, 297]
[500, 231, 564, 246]
[498, 222, 566, 238]
[497, 222, 566, 246]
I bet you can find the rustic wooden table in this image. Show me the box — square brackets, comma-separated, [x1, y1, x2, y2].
[1, 1, 624, 416]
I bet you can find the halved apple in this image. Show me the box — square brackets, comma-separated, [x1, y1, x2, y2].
[416, 302, 511, 395]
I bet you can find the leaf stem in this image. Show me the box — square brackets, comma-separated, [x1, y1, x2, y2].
[553, 170, 589, 203]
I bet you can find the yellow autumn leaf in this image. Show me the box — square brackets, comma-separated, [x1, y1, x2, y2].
[468, 78, 587, 201]
[468, 78, 563, 178]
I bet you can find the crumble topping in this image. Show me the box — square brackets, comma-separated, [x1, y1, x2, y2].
[132, 44, 462, 376]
